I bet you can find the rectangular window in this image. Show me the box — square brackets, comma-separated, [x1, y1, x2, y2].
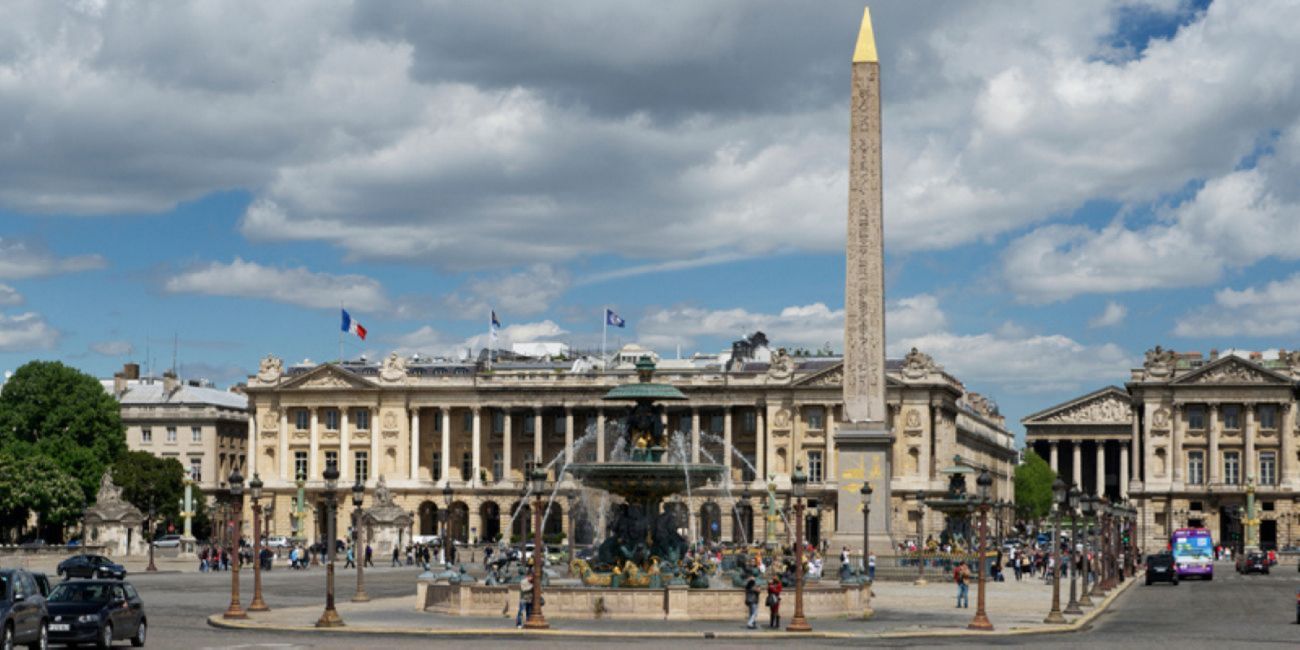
[710, 414, 724, 433]
[679, 414, 691, 433]
[742, 454, 756, 482]
[461, 452, 473, 481]
[492, 452, 503, 481]
[166, 427, 177, 443]
[1224, 451, 1241, 485]
[463, 411, 473, 432]
[354, 409, 370, 431]
[141, 428, 152, 444]
[807, 408, 824, 430]
[523, 416, 535, 435]
[294, 451, 308, 480]
[354, 451, 369, 483]
[1187, 406, 1205, 430]
[296, 410, 310, 430]
[1188, 451, 1204, 485]
[433, 413, 441, 432]
[1260, 451, 1276, 485]
[324, 450, 338, 473]
[1258, 405, 1277, 430]
[189, 458, 202, 482]
[555, 415, 566, 434]
[493, 411, 505, 435]
[523, 452, 536, 477]
[431, 451, 442, 482]
[325, 409, 340, 430]
[1223, 405, 1241, 430]
[743, 411, 756, 432]
[191, 426, 202, 443]
[807, 450, 824, 483]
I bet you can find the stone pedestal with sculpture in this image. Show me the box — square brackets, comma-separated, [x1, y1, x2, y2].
[82, 471, 147, 557]
[360, 476, 414, 556]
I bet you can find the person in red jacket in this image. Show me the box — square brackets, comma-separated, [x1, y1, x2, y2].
[766, 576, 783, 628]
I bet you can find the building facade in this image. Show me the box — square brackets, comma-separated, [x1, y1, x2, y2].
[241, 346, 1017, 551]
[1024, 349, 1300, 552]
[104, 363, 249, 493]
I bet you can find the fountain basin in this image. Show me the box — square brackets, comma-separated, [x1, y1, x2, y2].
[567, 462, 725, 500]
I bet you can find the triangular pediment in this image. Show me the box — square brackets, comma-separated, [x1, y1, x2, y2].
[790, 362, 904, 388]
[1170, 356, 1292, 386]
[1023, 386, 1131, 426]
[279, 364, 377, 391]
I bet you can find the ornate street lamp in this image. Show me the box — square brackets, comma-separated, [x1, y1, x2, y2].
[1064, 487, 1083, 616]
[442, 483, 454, 565]
[146, 505, 158, 572]
[968, 469, 994, 631]
[248, 474, 269, 612]
[315, 461, 344, 627]
[351, 477, 369, 602]
[1078, 495, 1095, 607]
[1093, 500, 1109, 598]
[1044, 477, 1068, 624]
[524, 468, 550, 630]
[860, 481, 873, 579]
[787, 464, 812, 632]
[914, 489, 928, 585]
[223, 469, 247, 620]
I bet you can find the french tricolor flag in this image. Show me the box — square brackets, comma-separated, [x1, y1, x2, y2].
[341, 309, 367, 341]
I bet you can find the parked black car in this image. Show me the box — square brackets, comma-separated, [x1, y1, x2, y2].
[57, 555, 127, 580]
[45, 580, 147, 648]
[0, 568, 50, 650]
[1145, 553, 1179, 585]
[1237, 551, 1269, 575]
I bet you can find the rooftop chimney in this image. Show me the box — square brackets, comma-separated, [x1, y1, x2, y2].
[163, 370, 179, 396]
[123, 362, 140, 380]
[113, 372, 126, 396]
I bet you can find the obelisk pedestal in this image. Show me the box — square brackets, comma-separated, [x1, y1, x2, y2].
[834, 6, 895, 552]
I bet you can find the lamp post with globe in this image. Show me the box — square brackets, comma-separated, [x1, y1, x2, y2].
[1063, 487, 1083, 616]
[315, 461, 344, 628]
[787, 465, 812, 632]
[968, 469, 994, 631]
[860, 481, 872, 579]
[222, 469, 247, 620]
[1043, 477, 1068, 624]
[351, 478, 370, 603]
[248, 474, 269, 612]
[524, 468, 550, 630]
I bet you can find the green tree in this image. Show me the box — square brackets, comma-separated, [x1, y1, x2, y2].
[112, 451, 185, 524]
[0, 452, 85, 543]
[0, 360, 127, 500]
[1015, 449, 1057, 521]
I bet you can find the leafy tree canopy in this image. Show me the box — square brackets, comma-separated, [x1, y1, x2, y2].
[0, 360, 127, 500]
[0, 451, 85, 542]
[112, 450, 185, 523]
[1015, 449, 1057, 522]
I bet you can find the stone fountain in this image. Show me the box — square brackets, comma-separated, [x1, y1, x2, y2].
[566, 357, 726, 588]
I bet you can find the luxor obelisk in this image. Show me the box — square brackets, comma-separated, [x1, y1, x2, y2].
[835, 7, 895, 549]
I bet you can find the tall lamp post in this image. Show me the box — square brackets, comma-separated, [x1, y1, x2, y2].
[968, 469, 994, 631]
[914, 490, 928, 585]
[524, 468, 550, 630]
[146, 505, 158, 572]
[441, 483, 453, 566]
[223, 469, 247, 620]
[351, 478, 370, 603]
[1043, 477, 1067, 624]
[248, 474, 269, 612]
[860, 481, 872, 578]
[315, 461, 344, 628]
[1063, 487, 1083, 616]
[1077, 495, 1095, 607]
[787, 465, 812, 632]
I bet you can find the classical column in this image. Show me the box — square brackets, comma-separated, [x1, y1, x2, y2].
[1072, 441, 1082, 490]
[441, 408, 452, 486]
[1050, 441, 1059, 474]
[564, 407, 574, 465]
[1095, 441, 1105, 497]
[596, 409, 607, 463]
[247, 413, 258, 478]
[278, 410, 289, 480]
[533, 407, 544, 466]
[1172, 404, 1184, 483]
[472, 407, 483, 486]
[723, 406, 733, 485]
[826, 404, 837, 481]
[340, 407, 350, 483]
[1119, 444, 1130, 498]
[756, 404, 766, 481]
[309, 408, 319, 480]
[1208, 404, 1219, 484]
[691, 407, 701, 464]
[503, 410, 513, 484]
[1282, 403, 1297, 486]
[368, 407, 379, 486]
[1130, 413, 1141, 483]
[410, 408, 421, 481]
[1244, 403, 1256, 482]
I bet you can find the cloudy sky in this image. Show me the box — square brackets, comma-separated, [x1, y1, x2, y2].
[3, 0, 1299, 437]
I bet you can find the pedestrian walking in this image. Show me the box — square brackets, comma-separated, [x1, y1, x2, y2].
[867, 552, 877, 582]
[516, 575, 533, 628]
[766, 577, 783, 628]
[744, 577, 759, 629]
[365, 544, 374, 568]
[954, 561, 970, 609]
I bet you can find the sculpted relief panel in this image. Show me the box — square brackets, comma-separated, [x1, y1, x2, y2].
[1187, 362, 1271, 384]
[1042, 396, 1131, 424]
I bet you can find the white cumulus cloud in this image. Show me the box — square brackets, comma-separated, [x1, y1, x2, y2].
[0, 311, 60, 351]
[163, 258, 391, 312]
[1089, 301, 1128, 328]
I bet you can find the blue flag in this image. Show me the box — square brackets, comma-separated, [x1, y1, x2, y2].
[605, 309, 625, 328]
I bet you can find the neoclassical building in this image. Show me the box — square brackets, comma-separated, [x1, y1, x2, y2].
[1025, 349, 1300, 552]
[241, 345, 1018, 550]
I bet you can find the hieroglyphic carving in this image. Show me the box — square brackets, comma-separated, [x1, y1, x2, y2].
[1042, 396, 1131, 424]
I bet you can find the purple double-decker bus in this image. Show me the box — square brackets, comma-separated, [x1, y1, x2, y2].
[1171, 528, 1214, 579]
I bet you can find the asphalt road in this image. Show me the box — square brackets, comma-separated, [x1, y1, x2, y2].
[60, 561, 1300, 648]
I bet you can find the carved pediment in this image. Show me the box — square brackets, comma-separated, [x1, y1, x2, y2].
[1023, 386, 1131, 426]
[793, 363, 842, 388]
[1171, 357, 1290, 385]
[280, 364, 377, 391]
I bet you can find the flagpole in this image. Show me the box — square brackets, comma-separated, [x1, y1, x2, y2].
[487, 312, 492, 371]
[339, 303, 344, 364]
[602, 309, 609, 372]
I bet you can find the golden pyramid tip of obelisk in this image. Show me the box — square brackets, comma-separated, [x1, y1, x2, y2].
[853, 7, 878, 63]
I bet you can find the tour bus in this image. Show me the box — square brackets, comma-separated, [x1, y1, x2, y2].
[1170, 528, 1214, 579]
